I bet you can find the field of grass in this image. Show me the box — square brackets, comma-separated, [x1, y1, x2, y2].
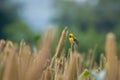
[0, 27, 119, 80]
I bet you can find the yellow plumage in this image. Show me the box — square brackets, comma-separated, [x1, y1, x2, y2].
[69, 33, 79, 45]
[69, 37, 74, 43]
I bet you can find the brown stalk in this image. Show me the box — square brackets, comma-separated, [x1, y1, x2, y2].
[89, 45, 97, 69]
[50, 27, 68, 69]
[105, 33, 118, 80]
[24, 29, 54, 80]
[54, 27, 68, 58]
[63, 51, 82, 80]
[54, 56, 65, 80]
[100, 54, 106, 70]
[18, 40, 33, 80]
[40, 68, 53, 80]
[3, 41, 18, 80]
[0, 40, 6, 53]
[118, 61, 120, 80]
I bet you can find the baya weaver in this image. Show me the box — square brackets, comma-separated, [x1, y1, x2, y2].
[69, 33, 79, 45]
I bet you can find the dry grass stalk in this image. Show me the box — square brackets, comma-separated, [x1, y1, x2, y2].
[0, 62, 4, 80]
[86, 49, 92, 67]
[118, 61, 120, 80]
[100, 54, 106, 70]
[54, 27, 68, 58]
[50, 27, 68, 68]
[63, 53, 76, 80]
[3, 41, 14, 54]
[63, 51, 82, 80]
[105, 33, 118, 80]
[3, 41, 18, 80]
[18, 40, 32, 80]
[75, 52, 83, 76]
[55, 74, 63, 80]
[24, 29, 54, 80]
[89, 45, 97, 69]
[0, 40, 6, 53]
[0, 54, 6, 80]
[0, 40, 7, 80]
[40, 68, 53, 80]
[54, 56, 65, 80]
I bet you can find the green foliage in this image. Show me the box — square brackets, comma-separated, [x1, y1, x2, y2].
[80, 70, 91, 78]
[52, 0, 120, 54]
[3, 22, 41, 46]
[53, 0, 120, 32]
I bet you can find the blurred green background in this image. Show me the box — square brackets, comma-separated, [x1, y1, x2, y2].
[0, 0, 120, 54]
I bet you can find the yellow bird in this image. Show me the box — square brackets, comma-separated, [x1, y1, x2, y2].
[69, 33, 79, 45]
